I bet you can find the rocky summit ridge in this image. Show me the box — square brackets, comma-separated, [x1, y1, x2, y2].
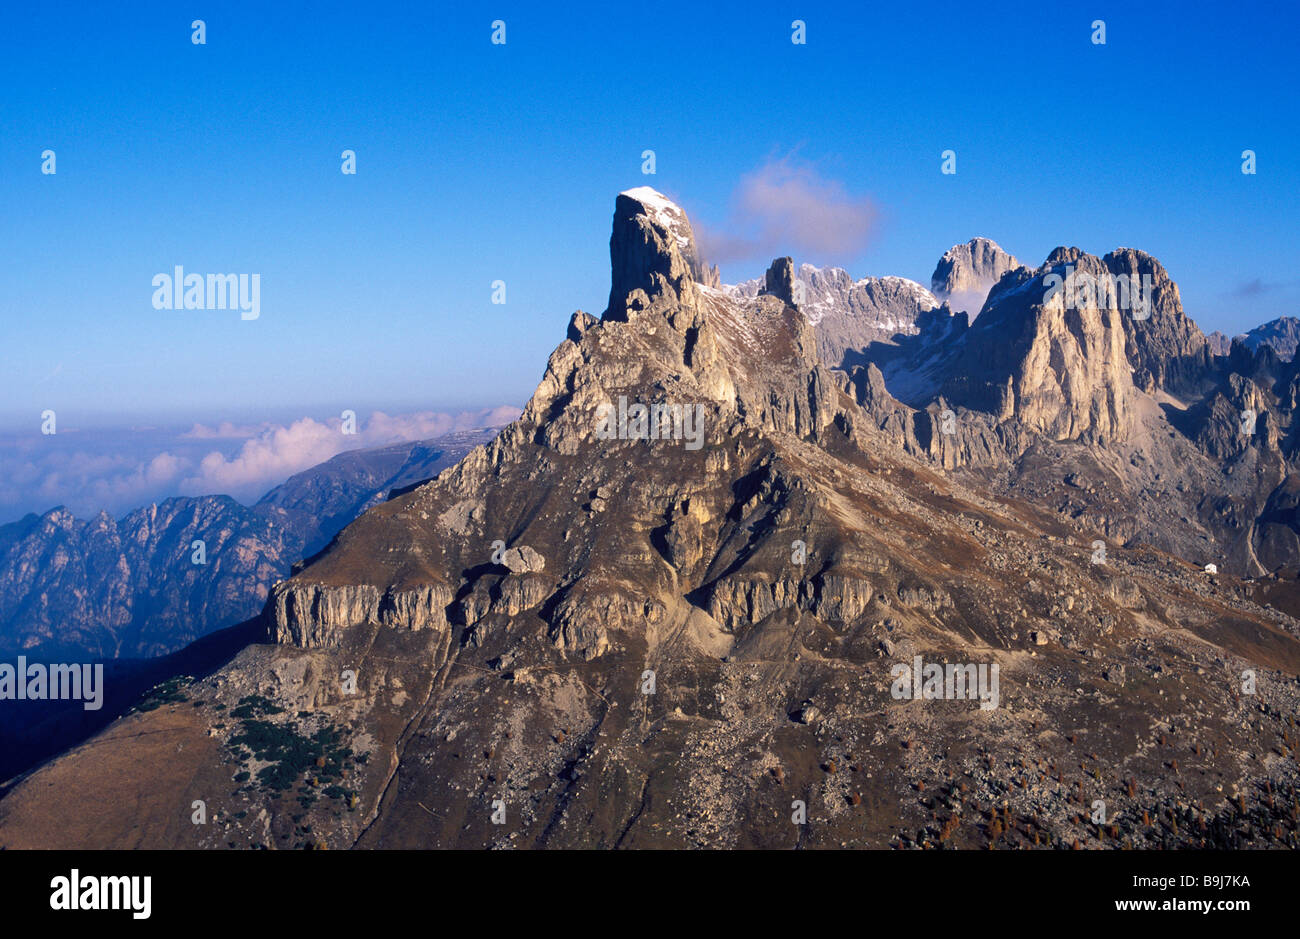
[930, 237, 1023, 316]
[2, 188, 1299, 851]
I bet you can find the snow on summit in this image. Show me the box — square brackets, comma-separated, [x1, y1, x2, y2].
[620, 186, 693, 250]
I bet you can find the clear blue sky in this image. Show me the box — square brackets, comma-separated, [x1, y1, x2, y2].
[3, 0, 1296, 430]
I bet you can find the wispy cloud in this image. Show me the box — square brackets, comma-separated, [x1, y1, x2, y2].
[695, 155, 878, 269]
[181, 421, 265, 440]
[1231, 278, 1281, 298]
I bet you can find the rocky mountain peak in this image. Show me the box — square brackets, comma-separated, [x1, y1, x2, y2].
[760, 256, 798, 307]
[932, 250, 1135, 445]
[931, 237, 1022, 316]
[1103, 248, 1209, 394]
[605, 187, 710, 322]
[1043, 245, 1084, 266]
[1241, 317, 1300, 362]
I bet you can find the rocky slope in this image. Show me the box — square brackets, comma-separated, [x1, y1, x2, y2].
[1, 190, 1298, 851]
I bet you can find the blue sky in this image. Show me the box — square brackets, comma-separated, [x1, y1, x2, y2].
[2, 0, 1297, 434]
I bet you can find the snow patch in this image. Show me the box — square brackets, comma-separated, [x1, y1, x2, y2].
[621, 186, 693, 251]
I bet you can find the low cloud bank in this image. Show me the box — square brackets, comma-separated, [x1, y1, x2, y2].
[0, 406, 521, 522]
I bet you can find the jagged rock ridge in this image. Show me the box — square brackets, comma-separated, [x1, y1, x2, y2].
[930, 237, 1023, 317]
[722, 264, 939, 370]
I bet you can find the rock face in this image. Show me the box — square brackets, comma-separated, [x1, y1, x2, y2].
[1207, 330, 1234, 356]
[268, 582, 453, 647]
[942, 250, 1136, 444]
[5, 188, 1300, 853]
[930, 237, 1022, 316]
[1106, 248, 1211, 395]
[761, 256, 798, 306]
[0, 429, 499, 658]
[606, 186, 713, 321]
[501, 545, 545, 574]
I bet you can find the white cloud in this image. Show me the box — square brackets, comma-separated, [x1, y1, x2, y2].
[181, 421, 265, 440]
[180, 408, 522, 500]
[0, 407, 521, 521]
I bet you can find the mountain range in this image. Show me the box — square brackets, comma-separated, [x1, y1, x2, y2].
[1208, 317, 1300, 361]
[0, 429, 501, 660]
[1, 187, 1297, 850]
